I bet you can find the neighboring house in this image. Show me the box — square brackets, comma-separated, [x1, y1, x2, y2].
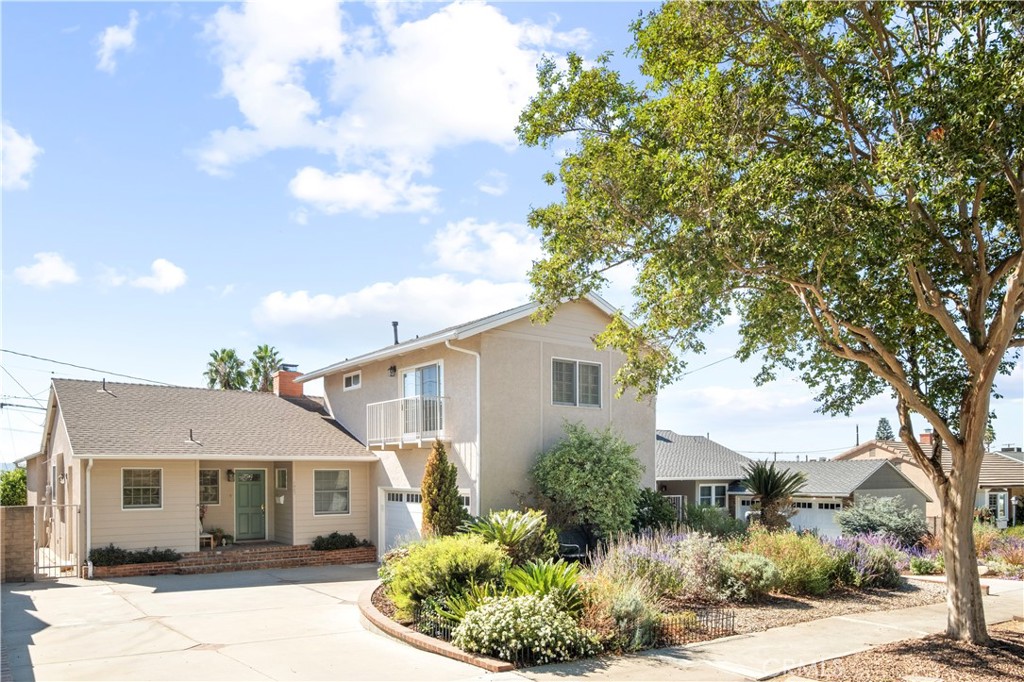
[299, 294, 656, 552]
[21, 374, 377, 565]
[835, 433, 1024, 529]
[655, 430, 930, 537]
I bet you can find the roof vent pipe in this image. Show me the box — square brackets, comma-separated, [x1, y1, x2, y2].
[392, 321, 399, 345]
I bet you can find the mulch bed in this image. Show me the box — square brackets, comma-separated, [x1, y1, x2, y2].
[371, 584, 398, 621]
[782, 619, 1024, 682]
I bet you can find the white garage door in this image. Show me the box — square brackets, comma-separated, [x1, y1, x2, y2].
[789, 500, 844, 537]
[384, 491, 423, 552]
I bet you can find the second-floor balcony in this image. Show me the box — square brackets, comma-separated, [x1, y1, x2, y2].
[366, 396, 450, 448]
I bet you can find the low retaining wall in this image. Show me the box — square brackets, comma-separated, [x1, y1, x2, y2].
[87, 544, 377, 579]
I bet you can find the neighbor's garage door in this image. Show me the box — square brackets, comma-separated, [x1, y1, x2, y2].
[384, 491, 423, 552]
[789, 500, 844, 537]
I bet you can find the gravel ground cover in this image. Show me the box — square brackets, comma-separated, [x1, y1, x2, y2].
[781, 619, 1024, 682]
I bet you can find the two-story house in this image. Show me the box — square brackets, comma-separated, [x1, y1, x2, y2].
[299, 293, 656, 551]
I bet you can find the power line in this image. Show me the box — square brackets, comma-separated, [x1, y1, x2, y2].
[0, 367, 46, 408]
[0, 349, 174, 386]
[0, 403, 47, 412]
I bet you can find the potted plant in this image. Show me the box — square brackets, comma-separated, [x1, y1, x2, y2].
[222, 534, 234, 547]
[210, 528, 225, 547]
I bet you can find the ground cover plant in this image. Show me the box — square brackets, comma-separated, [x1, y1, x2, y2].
[310, 531, 371, 551]
[88, 544, 181, 566]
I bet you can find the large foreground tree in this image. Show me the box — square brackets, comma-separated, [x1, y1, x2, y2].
[519, 1, 1023, 644]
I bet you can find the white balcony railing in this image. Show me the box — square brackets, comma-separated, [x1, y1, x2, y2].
[366, 396, 449, 448]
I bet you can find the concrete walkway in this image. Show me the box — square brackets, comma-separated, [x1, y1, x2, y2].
[521, 578, 1024, 681]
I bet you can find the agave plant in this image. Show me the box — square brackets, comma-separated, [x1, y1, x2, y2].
[740, 461, 808, 530]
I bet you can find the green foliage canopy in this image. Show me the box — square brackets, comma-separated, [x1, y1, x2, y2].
[203, 348, 247, 390]
[421, 440, 465, 537]
[0, 467, 27, 506]
[740, 461, 808, 530]
[248, 344, 282, 392]
[531, 422, 643, 538]
[875, 418, 895, 441]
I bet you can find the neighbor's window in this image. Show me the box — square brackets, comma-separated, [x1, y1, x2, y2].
[793, 501, 813, 509]
[314, 470, 350, 515]
[199, 469, 220, 505]
[275, 468, 288, 490]
[123, 469, 162, 509]
[552, 359, 601, 407]
[698, 484, 727, 508]
[343, 371, 361, 391]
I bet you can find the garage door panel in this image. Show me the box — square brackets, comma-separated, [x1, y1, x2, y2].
[384, 491, 423, 552]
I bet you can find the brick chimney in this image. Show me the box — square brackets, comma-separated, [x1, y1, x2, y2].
[273, 364, 303, 398]
[919, 429, 933, 446]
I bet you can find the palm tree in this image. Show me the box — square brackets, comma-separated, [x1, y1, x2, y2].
[248, 344, 282, 392]
[740, 460, 808, 530]
[204, 348, 246, 390]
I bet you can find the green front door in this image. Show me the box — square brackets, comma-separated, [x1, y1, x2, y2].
[235, 470, 266, 541]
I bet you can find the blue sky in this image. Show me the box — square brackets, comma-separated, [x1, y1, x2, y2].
[2, 1, 1021, 465]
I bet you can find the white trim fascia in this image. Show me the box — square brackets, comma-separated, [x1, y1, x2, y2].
[70, 453, 380, 462]
[298, 293, 625, 382]
[655, 476, 744, 481]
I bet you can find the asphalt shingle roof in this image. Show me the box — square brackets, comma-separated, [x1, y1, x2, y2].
[766, 459, 889, 496]
[835, 439, 1023, 487]
[655, 430, 750, 479]
[52, 379, 370, 459]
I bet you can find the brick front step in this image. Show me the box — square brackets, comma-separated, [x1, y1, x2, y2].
[87, 545, 377, 579]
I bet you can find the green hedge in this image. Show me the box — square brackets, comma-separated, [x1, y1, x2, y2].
[88, 544, 181, 567]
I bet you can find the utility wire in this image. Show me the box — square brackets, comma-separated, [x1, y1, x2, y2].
[1, 349, 174, 386]
[0, 367, 46, 408]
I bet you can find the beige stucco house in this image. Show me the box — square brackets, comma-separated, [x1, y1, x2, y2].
[23, 295, 655, 565]
[835, 434, 1024, 531]
[300, 294, 656, 552]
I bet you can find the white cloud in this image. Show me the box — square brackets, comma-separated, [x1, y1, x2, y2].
[131, 258, 187, 293]
[96, 10, 139, 74]
[97, 265, 128, 288]
[254, 275, 531, 327]
[199, 2, 588, 213]
[2, 122, 44, 190]
[429, 219, 540, 281]
[14, 253, 79, 288]
[475, 170, 508, 197]
[289, 166, 439, 216]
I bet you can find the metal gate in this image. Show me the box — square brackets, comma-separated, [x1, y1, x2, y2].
[34, 504, 80, 579]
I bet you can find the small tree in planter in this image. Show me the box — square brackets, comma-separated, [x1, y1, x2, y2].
[421, 439, 464, 537]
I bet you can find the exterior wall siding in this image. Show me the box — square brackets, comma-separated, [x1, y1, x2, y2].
[291, 461, 372, 545]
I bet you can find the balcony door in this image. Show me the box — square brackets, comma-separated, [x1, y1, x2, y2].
[403, 363, 441, 434]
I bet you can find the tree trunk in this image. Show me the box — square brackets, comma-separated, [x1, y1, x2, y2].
[938, 458, 990, 644]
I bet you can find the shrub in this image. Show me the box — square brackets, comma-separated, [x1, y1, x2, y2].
[720, 552, 781, 601]
[631, 488, 679, 533]
[378, 545, 412, 587]
[742, 527, 837, 596]
[421, 440, 467, 537]
[385, 535, 509, 618]
[452, 594, 598, 665]
[88, 544, 181, 567]
[669, 533, 728, 602]
[987, 536, 1024, 579]
[310, 531, 371, 551]
[531, 422, 643, 538]
[683, 504, 747, 538]
[504, 558, 584, 615]
[0, 467, 27, 506]
[580, 574, 662, 653]
[834, 496, 928, 547]
[829, 534, 906, 589]
[589, 531, 684, 599]
[909, 556, 942, 575]
[973, 522, 1003, 556]
[461, 508, 558, 564]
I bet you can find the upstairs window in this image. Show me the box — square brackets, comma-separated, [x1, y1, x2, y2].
[343, 371, 361, 391]
[552, 359, 601, 407]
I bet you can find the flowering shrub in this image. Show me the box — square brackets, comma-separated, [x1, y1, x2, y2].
[589, 531, 685, 598]
[973, 521, 1003, 556]
[742, 527, 837, 595]
[683, 503, 747, 538]
[834, 496, 927, 547]
[385, 535, 509, 618]
[720, 552, 781, 601]
[452, 594, 598, 665]
[579, 574, 662, 653]
[987, 536, 1024, 579]
[830, 534, 906, 588]
[669, 533, 728, 602]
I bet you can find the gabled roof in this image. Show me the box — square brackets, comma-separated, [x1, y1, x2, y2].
[50, 379, 374, 461]
[765, 459, 897, 497]
[835, 439, 1024, 488]
[655, 430, 751, 479]
[298, 293, 622, 382]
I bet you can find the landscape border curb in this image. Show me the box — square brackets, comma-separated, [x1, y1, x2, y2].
[357, 582, 515, 673]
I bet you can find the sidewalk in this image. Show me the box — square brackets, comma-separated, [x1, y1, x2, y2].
[520, 579, 1024, 681]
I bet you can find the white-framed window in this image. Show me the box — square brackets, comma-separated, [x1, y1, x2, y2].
[406, 492, 423, 503]
[698, 484, 727, 508]
[199, 469, 220, 505]
[552, 358, 601, 407]
[314, 469, 350, 515]
[793, 501, 813, 509]
[275, 468, 288, 490]
[386, 491, 403, 502]
[122, 468, 162, 510]
[343, 371, 362, 391]
[818, 502, 842, 510]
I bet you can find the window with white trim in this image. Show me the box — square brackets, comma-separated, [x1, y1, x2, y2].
[314, 470, 350, 515]
[123, 469, 162, 509]
[793, 501, 813, 509]
[698, 484, 727, 508]
[275, 468, 288, 490]
[552, 359, 601, 407]
[199, 469, 220, 505]
[343, 371, 361, 391]
[818, 502, 842, 510]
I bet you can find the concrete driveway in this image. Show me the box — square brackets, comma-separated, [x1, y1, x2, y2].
[1, 565, 498, 681]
